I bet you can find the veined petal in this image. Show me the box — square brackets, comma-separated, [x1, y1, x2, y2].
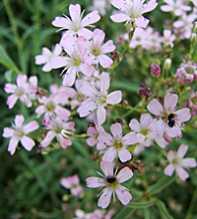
[164, 164, 175, 176]
[24, 121, 39, 134]
[111, 13, 130, 23]
[115, 186, 132, 205]
[81, 11, 101, 27]
[147, 99, 163, 116]
[118, 148, 132, 163]
[98, 188, 113, 209]
[117, 167, 133, 183]
[107, 91, 122, 105]
[86, 177, 105, 188]
[21, 136, 35, 151]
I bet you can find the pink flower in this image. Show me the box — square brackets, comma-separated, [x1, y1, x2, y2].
[147, 93, 191, 138]
[90, 29, 116, 68]
[35, 44, 63, 72]
[52, 4, 100, 39]
[161, 0, 191, 16]
[162, 30, 175, 48]
[77, 73, 122, 125]
[52, 35, 95, 86]
[4, 75, 37, 109]
[3, 115, 39, 155]
[86, 125, 112, 150]
[61, 175, 84, 197]
[164, 144, 197, 181]
[150, 64, 161, 77]
[86, 161, 133, 208]
[36, 94, 70, 120]
[111, 0, 157, 28]
[102, 123, 138, 162]
[41, 117, 74, 149]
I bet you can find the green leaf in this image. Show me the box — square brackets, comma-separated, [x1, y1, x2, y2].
[128, 199, 156, 209]
[148, 176, 176, 195]
[156, 200, 174, 219]
[0, 45, 20, 73]
[113, 208, 135, 219]
[112, 80, 138, 92]
[144, 209, 151, 219]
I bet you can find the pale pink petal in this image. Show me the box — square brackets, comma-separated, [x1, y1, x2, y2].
[176, 167, 189, 181]
[98, 188, 113, 209]
[147, 99, 163, 116]
[24, 121, 39, 134]
[15, 115, 24, 127]
[78, 28, 93, 40]
[53, 44, 62, 55]
[102, 40, 116, 53]
[164, 93, 178, 112]
[140, 113, 153, 128]
[4, 84, 16, 93]
[118, 148, 132, 162]
[77, 100, 97, 117]
[63, 68, 77, 87]
[97, 106, 106, 125]
[7, 95, 18, 109]
[16, 75, 27, 87]
[177, 144, 188, 158]
[81, 11, 101, 26]
[129, 119, 140, 132]
[123, 132, 139, 145]
[41, 131, 56, 148]
[35, 105, 45, 116]
[86, 177, 105, 188]
[93, 29, 105, 46]
[42, 63, 52, 72]
[8, 137, 19, 155]
[164, 164, 175, 176]
[115, 186, 132, 205]
[102, 147, 117, 162]
[58, 135, 72, 149]
[55, 106, 71, 120]
[135, 17, 149, 28]
[87, 137, 97, 147]
[117, 167, 133, 183]
[3, 128, 14, 138]
[111, 123, 122, 138]
[69, 4, 81, 22]
[100, 160, 114, 176]
[52, 16, 71, 29]
[111, 13, 130, 23]
[176, 108, 191, 123]
[100, 73, 110, 93]
[107, 91, 122, 104]
[111, 0, 126, 9]
[166, 126, 182, 138]
[21, 136, 35, 151]
[143, 0, 158, 13]
[182, 158, 197, 168]
[99, 54, 112, 67]
[80, 63, 94, 76]
[51, 57, 68, 69]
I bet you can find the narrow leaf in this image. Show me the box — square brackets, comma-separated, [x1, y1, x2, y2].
[156, 200, 174, 219]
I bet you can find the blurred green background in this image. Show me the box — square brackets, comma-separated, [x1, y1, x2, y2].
[0, 0, 197, 218]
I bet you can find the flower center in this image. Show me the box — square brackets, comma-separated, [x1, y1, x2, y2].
[92, 47, 101, 56]
[172, 157, 181, 166]
[16, 129, 24, 138]
[168, 113, 176, 128]
[46, 102, 55, 112]
[96, 95, 106, 105]
[15, 88, 24, 97]
[106, 176, 118, 189]
[140, 128, 149, 136]
[73, 57, 81, 67]
[114, 139, 123, 149]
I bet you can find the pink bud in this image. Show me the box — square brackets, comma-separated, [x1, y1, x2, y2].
[150, 64, 161, 77]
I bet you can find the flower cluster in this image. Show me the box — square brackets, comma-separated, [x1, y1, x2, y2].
[2, 1, 197, 215]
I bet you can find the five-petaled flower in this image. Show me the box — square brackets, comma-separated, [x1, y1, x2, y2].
[86, 161, 133, 208]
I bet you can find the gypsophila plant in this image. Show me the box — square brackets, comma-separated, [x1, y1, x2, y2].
[1, 0, 197, 218]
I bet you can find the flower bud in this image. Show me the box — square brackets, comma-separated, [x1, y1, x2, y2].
[150, 64, 161, 77]
[164, 58, 172, 71]
[139, 83, 151, 98]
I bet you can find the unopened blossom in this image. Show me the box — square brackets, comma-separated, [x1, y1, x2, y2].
[102, 123, 138, 162]
[86, 161, 133, 208]
[86, 125, 112, 150]
[147, 93, 191, 138]
[41, 117, 74, 149]
[90, 29, 116, 68]
[162, 30, 175, 48]
[111, 0, 157, 29]
[4, 74, 37, 109]
[164, 144, 197, 181]
[3, 115, 39, 155]
[61, 175, 84, 197]
[35, 44, 63, 72]
[176, 62, 197, 84]
[52, 35, 95, 86]
[52, 4, 100, 39]
[161, 0, 191, 16]
[150, 64, 161, 77]
[77, 73, 122, 125]
[35, 94, 70, 120]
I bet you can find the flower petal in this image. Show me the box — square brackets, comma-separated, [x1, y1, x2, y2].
[21, 136, 35, 151]
[86, 177, 105, 188]
[117, 167, 133, 183]
[177, 144, 188, 158]
[8, 137, 19, 155]
[182, 158, 197, 168]
[102, 147, 117, 162]
[176, 108, 191, 123]
[81, 11, 101, 26]
[176, 167, 189, 181]
[97, 106, 106, 125]
[129, 119, 140, 132]
[107, 91, 122, 105]
[41, 131, 56, 148]
[24, 121, 39, 134]
[164, 93, 178, 112]
[98, 188, 113, 209]
[147, 99, 163, 116]
[115, 186, 132, 205]
[164, 164, 175, 176]
[99, 55, 113, 68]
[118, 148, 132, 163]
[111, 13, 130, 23]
